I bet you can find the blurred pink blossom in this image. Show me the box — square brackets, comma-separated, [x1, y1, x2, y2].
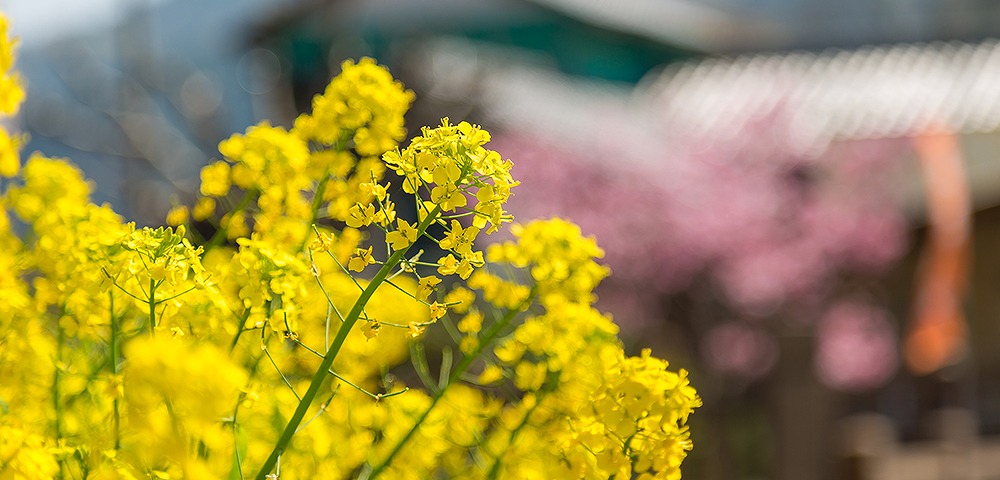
[814, 300, 899, 392]
[702, 321, 779, 380]
[492, 113, 908, 318]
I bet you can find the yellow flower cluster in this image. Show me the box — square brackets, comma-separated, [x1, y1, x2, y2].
[120, 336, 248, 477]
[0, 15, 23, 178]
[477, 220, 701, 479]
[487, 218, 610, 304]
[0, 425, 59, 480]
[213, 123, 313, 243]
[5, 155, 129, 339]
[294, 58, 414, 154]
[0, 12, 698, 480]
[169, 57, 412, 249]
[230, 235, 309, 333]
[383, 118, 518, 233]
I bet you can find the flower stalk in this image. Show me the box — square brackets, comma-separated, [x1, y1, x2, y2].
[253, 205, 442, 480]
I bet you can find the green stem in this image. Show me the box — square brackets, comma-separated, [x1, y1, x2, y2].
[148, 279, 157, 337]
[228, 309, 251, 353]
[204, 189, 258, 249]
[296, 129, 353, 252]
[252, 205, 442, 480]
[486, 395, 543, 480]
[53, 315, 66, 479]
[110, 291, 121, 450]
[299, 173, 332, 252]
[364, 291, 534, 479]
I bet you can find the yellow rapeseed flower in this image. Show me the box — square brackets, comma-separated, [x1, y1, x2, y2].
[386, 218, 418, 251]
[348, 245, 375, 272]
[199, 161, 231, 197]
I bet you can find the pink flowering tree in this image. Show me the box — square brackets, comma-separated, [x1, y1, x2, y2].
[486, 108, 911, 478]
[491, 110, 908, 391]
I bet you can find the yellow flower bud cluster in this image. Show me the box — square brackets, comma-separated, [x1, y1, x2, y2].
[6, 153, 93, 223]
[174, 57, 412, 248]
[0, 16, 24, 178]
[294, 58, 414, 154]
[231, 235, 309, 333]
[215, 123, 313, 241]
[488, 218, 610, 304]
[102, 224, 227, 337]
[109, 225, 209, 290]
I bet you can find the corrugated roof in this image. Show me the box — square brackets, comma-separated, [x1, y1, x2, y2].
[644, 39, 1000, 154]
[416, 37, 1000, 210]
[420, 38, 1000, 155]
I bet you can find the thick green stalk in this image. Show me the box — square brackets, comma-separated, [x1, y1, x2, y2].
[298, 173, 332, 252]
[110, 291, 121, 450]
[228, 309, 252, 353]
[253, 205, 442, 480]
[297, 129, 353, 252]
[204, 188, 259, 249]
[364, 291, 534, 479]
[148, 279, 156, 337]
[53, 316, 66, 479]
[486, 395, 543, 480]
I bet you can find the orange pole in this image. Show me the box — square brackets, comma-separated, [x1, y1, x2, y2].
[904, 130, 971, 375]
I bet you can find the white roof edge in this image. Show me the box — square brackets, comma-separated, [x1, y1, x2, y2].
[526, 0, 793, 52]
